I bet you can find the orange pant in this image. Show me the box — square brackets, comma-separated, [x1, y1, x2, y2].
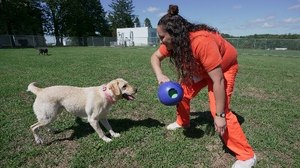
[176, 64, 255, 160]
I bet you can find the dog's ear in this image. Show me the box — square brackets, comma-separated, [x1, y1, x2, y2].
[109, 81, 121, 96]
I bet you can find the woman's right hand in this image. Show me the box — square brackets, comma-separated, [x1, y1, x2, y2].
[150, 49, 170, 84]
[157, 74, 170, 84]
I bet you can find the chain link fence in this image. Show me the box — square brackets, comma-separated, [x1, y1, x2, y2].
[0, 35, 299, 50]
[226, 38, 300, 50]
[0, 35, 118, 48]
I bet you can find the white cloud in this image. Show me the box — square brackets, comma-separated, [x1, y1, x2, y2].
[245, 16, 278, 29]
[288, 4, 300, 10]
[283, 17, 300, 23]
[251, 16, 275, 23]
[262, 22, 274, 28]
[146, 6, 159, 13]
[253, 18, 265, 23]
[266, 16, 275, 20]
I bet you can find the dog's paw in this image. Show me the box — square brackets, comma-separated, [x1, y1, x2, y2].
[102, 136, 112, 143]
[111, 132, 120, 138]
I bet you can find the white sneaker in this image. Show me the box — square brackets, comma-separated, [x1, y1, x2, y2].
[166, 122, 182, 130]
[232, 154, 257, 168]
[166, 122, 189, 130]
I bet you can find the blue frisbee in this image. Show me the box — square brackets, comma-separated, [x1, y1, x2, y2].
[157, 81, 183, 106]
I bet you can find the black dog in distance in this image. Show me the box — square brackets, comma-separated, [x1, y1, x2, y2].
[38, 48, 48, 55]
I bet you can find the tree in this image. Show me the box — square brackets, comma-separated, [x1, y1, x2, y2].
[144, 18, 152, 28]
[66, 0, 110, 45]
[133, 17, 141, 27]
[221, 33, 234, 38]
[0, 0, 44, 35]
[108, 0, 135, 36]
[94, 1, 111, 36]
[0, 0, 45, 47]
[41, 0, 65, 46]
[42, 0, 110, 46]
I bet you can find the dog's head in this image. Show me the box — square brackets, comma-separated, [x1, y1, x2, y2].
[107, 78, 137, 101]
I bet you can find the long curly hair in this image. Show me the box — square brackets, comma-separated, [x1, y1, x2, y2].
[158, 5, 219, 81]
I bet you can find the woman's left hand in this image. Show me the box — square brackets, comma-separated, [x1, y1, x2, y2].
[214, 117, 226, 136]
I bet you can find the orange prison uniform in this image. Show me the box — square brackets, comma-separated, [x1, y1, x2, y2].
[159, 30, 255, 160]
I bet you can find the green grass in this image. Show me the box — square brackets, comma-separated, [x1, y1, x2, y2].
[0, 47, 299, 167]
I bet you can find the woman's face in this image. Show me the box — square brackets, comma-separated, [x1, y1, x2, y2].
[157, 25, 173, 50]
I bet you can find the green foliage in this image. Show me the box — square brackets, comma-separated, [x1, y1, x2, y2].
[0, 0, 43, 35]
[0, 0, 116, 43]
[108, 0, 135, 36]
[134, 17, 141, 27]
[0, 47, 299, 167]
[0, 0, 44, 43]
[246, 34, 300, 39]
[227, 38, 300, 50]
[144, 18, 152, 28]
[40, 0, 110, 46]
[222, 33, 300, 39]
[62, 0, 107, 37]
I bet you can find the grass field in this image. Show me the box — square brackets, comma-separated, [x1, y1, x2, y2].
[0, 47, 299, 167]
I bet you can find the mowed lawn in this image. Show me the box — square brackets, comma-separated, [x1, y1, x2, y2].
[0, 47, 299, 168]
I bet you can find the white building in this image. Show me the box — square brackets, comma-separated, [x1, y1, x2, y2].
[116, 27, 157, 47]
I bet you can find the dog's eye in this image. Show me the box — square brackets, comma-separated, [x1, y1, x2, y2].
[122, 84, 127, 89]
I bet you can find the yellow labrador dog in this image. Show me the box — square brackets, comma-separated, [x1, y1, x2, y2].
[27, 78, 137, 144]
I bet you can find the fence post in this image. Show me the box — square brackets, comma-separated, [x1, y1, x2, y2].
[32, 35, 35, 48]
[9, 35, 13, 48]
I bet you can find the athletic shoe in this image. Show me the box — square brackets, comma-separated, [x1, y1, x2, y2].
[232, 154, 257, 168]
[166, 122, 189, 130]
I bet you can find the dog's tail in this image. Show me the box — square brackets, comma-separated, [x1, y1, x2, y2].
[27, 82, 42, 95]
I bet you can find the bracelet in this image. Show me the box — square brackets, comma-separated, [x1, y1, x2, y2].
[215, 112, 225, 118]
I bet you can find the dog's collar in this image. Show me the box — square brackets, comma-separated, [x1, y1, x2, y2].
[101, 85, 115, 103]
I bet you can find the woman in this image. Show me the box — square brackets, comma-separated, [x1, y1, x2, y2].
[150, 5, 256, 168]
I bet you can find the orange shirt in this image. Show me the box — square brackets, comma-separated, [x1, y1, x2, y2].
[159, 30, 237, 78]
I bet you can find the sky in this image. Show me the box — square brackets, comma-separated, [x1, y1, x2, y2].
[101, 0, 300, 36]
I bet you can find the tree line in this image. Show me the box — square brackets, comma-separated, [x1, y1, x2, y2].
[222, 33, 300, 39]
[223, 33, 300, 50]
[0, 0, 153, 46]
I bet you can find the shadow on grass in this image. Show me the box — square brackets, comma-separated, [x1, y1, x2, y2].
[47, 117, 165, 145]
[47, 111, 244, 145]
[185, 111, 245, 156]
[183, 111, 245, 139]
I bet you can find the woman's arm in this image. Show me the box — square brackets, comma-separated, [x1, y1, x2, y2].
[150, 49, 170, 84]
[208, 66, 226, 135]
[208, 66, 225, 114]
